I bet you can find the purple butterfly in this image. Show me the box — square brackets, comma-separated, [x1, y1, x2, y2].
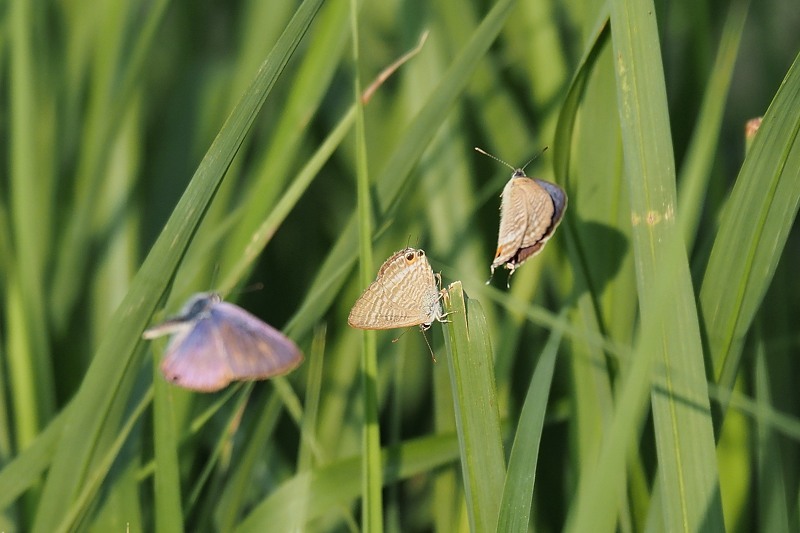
[143, 292, 303, 392]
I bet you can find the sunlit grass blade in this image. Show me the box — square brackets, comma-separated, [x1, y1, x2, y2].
[553, 9, 642, 526]
[609, 0, 724, 530]
[496, 313, 564, 532]
[699, 52, 800, 393]
[441, 282, 505, 532]
[348, 0, 383, 528]
[235, 432, 461, 531]
[8, 0, 57, 450]
[30, 1, 325, 530]
[152, 376, 183, 532]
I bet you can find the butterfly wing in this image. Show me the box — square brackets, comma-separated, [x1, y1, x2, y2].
[521, 179, 566, 246]
[209, 302, 304, 380]
[348, 249, 438, 329]
[513, 179, 567, 265]
[159, 318, 234, 392]
[492, 178, 534, 270]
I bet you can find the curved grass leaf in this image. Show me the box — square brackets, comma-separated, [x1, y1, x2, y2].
[496, 313, 564, 532]
[700, 51, 800, 394]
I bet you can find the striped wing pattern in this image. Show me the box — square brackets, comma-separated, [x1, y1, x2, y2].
[348, 248, 443, 330]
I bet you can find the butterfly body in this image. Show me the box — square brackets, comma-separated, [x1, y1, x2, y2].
[143, 292, 303, 392]
[348, 247, 446, 330]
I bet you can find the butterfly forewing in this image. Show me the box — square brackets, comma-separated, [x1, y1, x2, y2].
[493, 178, 538, 267]
[211, 302, 303, 379]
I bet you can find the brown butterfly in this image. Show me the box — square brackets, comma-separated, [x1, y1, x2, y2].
[348, 247, 446, 331]
[477, 147, 567, 286]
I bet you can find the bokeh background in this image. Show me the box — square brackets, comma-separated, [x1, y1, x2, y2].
[1, 0, 799, 530]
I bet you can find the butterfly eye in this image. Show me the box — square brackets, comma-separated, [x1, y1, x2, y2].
[405, 252, 415, 263]
[417, 250, 425, 257]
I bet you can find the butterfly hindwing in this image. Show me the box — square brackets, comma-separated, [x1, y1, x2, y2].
[160, 317, 233, 392]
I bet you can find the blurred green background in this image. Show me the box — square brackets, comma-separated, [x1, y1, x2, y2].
[1, 0, 799, 531]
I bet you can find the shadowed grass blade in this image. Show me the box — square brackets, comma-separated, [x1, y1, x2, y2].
[235, 432, 461, 531]
[496, 313, 564, 532]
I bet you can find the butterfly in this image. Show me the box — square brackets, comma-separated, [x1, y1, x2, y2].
[477, 147, 567, 285]
[348, 247, 447, 331]
[143, 292, 303, 392]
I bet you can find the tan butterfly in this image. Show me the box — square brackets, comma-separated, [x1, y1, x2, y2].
[348, 247, 447, 331]
[477, 147, 567, 285]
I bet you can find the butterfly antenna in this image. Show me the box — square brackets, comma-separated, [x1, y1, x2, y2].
[239, 282, 264, 294]
[474, 147, 514, 171]
[392, 327, 437, 362]
[520, 146, 549, 172]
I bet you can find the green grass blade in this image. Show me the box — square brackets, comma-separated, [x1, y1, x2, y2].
[755, 338, 790, 533]
[235, 432, 461, 532]
[30, 1, 324, 530]
[50, 0, 170, 331]
[349, 0, 383, 528]
[8, 0, 56, 449]
[609, 0, 724, 530]
[213, 392, 283, 531]
[442, 282, 505, 532]
[677, 0, 750, 249]
[700, 52, 800, 392]
[496, 315, 564, 532]
[217, 0, 350, 284]
[0, 406, 66, 509]
[566, 312, 656, 532]
[57, 389, 153, 533]
[152, 377, 184, 532]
